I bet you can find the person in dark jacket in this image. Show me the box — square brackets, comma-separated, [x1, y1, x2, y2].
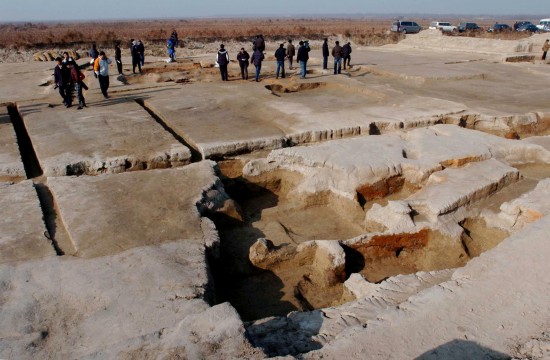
[171, 29, 179, 47]
[332, 41, 343, 74]
[251, 48, 264, 82]
[287, 39, 295, 70]
[114, 42, 123, 75]
[131, 40, 142, 74]
[90, 44, 99, 78]
[237, 48, 250, 80]
[342, 42, 352, 69]
[253, 35, 265, 52]
[53, 57, 72, 107]
[274, 44, 286, 79]
[322, 38, 329, 70]
[137, 40, 145, 67]
[216, 44, 230, 81]
[296, 41, 310, 79]
[89, 44, 99, 62]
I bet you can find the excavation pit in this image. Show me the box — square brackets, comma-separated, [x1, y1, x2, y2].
[265, 82, 326, 94]
[211, 163, 366, 321]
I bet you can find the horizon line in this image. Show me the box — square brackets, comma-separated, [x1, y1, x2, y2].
[1, 13, 548, 24]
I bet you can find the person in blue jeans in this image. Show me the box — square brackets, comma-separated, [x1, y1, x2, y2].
[251, 48, 264, 82]
[332, 41, 343, 74]
[274, 43, 286, 79]
[296, 41, 310, 79]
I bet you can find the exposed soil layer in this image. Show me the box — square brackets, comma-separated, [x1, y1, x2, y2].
[347, 229, 469, 283]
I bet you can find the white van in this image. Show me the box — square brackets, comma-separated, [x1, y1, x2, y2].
[537, 19, 550, 31]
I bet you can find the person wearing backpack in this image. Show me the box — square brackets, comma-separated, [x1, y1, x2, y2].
[216, 44, 230, 81]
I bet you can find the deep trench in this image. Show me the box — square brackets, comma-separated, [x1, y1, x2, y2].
[7, 103, 64, 256]
[7, 104, 43, 179]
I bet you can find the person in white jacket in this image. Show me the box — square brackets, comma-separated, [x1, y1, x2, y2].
[94, 51, 112, 99]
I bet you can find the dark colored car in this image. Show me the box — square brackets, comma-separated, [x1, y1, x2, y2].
[488, 24, 512, 32]
[458, 22, 481, 32]
[517, 24, 540, 33]
[513, 21, 532, 30]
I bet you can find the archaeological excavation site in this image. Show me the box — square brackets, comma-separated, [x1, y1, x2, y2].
[1, 30, 550, 359]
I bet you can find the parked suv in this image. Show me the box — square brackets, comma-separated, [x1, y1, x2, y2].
[429, 21, 458, 32]
[458, 22, 481, 33]
[391, 20, 422, 34]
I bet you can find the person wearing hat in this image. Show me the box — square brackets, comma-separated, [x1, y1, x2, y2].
[216, 44, 230, 81]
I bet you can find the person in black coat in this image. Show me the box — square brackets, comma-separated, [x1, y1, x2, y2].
[53, 57, 72, 107]
[237, 48, 250, 80]
[251, 49, 264, 82]
[274, 44, 286, 79]
[114, 42, 123, 75]
[342, 42, 352, 69]
[322, 38, 329, 70]
[131, 40, 142, 74]
[216, 44, 230, 81]
[296, 41, 310, 79]
[137, 40, 145, 67]
[253, 34, 265, 52]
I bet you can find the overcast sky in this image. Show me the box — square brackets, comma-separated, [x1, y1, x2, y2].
[1, 0, 548, 22]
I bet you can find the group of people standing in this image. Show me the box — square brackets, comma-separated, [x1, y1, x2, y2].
[53, 52, 87, 109]
[216, 36, 352, 82]
[322, 39, 352, 74]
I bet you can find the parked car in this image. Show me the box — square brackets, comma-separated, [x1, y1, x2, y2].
[391, 20, 422, 34]
[513, 21, 532, 31]
[536, 19, 550, 31]
[488, 24, 512, 32]
[429, 21, 458, 32]
[458, 22, 481, 33]
[517, 24, 540, 33]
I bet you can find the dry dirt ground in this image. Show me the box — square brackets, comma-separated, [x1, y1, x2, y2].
[0, 29, 549, 359]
